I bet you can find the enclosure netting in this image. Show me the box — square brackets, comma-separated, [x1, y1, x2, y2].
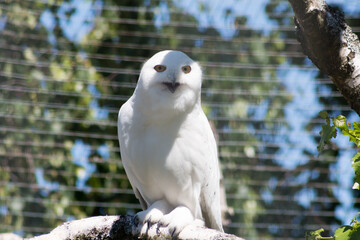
[1, 0, 360, 239]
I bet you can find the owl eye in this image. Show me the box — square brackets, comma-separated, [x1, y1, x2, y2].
[154, 65, 166, 72]
[181, 65, 191, 74]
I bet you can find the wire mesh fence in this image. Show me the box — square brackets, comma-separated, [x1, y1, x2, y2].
[1, 0, 360, 239]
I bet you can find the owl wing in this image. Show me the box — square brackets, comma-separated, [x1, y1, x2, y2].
[198, 111, 224, 232]
[117, 98, 148, 210]
[119, 148, 148, 210]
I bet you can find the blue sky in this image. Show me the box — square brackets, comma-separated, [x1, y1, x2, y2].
[161, 0, 275, 39]
[40, 0, 102, 44]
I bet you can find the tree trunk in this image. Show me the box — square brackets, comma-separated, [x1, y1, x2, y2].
[287, 0, 360, 116]
[0, 215, 244, 240]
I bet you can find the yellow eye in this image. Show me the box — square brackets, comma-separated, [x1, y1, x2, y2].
[182, 65, 191, 74]
[154, 65, 166, 72]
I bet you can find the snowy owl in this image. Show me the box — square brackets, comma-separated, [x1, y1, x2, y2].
[117, 50, 223, 236]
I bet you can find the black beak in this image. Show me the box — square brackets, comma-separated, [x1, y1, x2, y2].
[163, 82, 180, 93]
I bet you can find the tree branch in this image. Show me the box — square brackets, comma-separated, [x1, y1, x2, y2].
[287, 0, 360, 116]
[0, 215, 244, 240]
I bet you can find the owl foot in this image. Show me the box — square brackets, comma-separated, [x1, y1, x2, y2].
[158, 206, 199, 237]
[135, 200, 170, 237]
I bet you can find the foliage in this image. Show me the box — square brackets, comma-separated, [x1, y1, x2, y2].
[318, 111, 360, 189]
[305, 113, 360, 239]
[306, 214, 360, 240]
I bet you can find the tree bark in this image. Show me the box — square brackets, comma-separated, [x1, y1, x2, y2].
[0, 215, 244, 240]
[287, 0, 360, 116]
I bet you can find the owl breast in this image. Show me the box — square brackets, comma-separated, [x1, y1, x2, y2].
[126, 116, 205, 217]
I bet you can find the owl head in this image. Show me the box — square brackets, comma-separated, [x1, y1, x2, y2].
[134, 50, 202, 116]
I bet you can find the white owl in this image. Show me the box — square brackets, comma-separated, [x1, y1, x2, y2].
[117, 50, 223, 236]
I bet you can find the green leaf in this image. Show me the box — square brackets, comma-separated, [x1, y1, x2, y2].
[334, 225, 360, 240]
[353, 122, 360, 131]
[332, 116, 360, 146]
[319, 111, 329, 119]
[342, 129, 360, 146]
[352, 153, 360, 190]
[305, 228, 325, 240]
[334, 115, 348, 131]
[318, 123, 337, 152]
[334, 226, 352, 240]
[349, 228, 360, 240]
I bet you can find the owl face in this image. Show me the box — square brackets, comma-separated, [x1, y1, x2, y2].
[135, 50, 202, 114]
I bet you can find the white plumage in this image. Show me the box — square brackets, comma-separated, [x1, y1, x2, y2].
[118, 50, 223, 235]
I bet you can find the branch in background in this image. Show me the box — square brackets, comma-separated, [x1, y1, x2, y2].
[287, 0, 360, 116]
[0, 215, 244, 240]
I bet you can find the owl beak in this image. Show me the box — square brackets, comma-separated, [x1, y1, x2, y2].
[163, 81, 180, 93]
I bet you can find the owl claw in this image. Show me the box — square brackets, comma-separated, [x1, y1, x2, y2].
[170, 227, 177, 237]
[135, 201, 169, 237]
[158, 206, 195, 237]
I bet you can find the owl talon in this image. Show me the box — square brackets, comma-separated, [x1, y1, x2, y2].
[170, 227, 177, 237]
[158, 206, 195, 237]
